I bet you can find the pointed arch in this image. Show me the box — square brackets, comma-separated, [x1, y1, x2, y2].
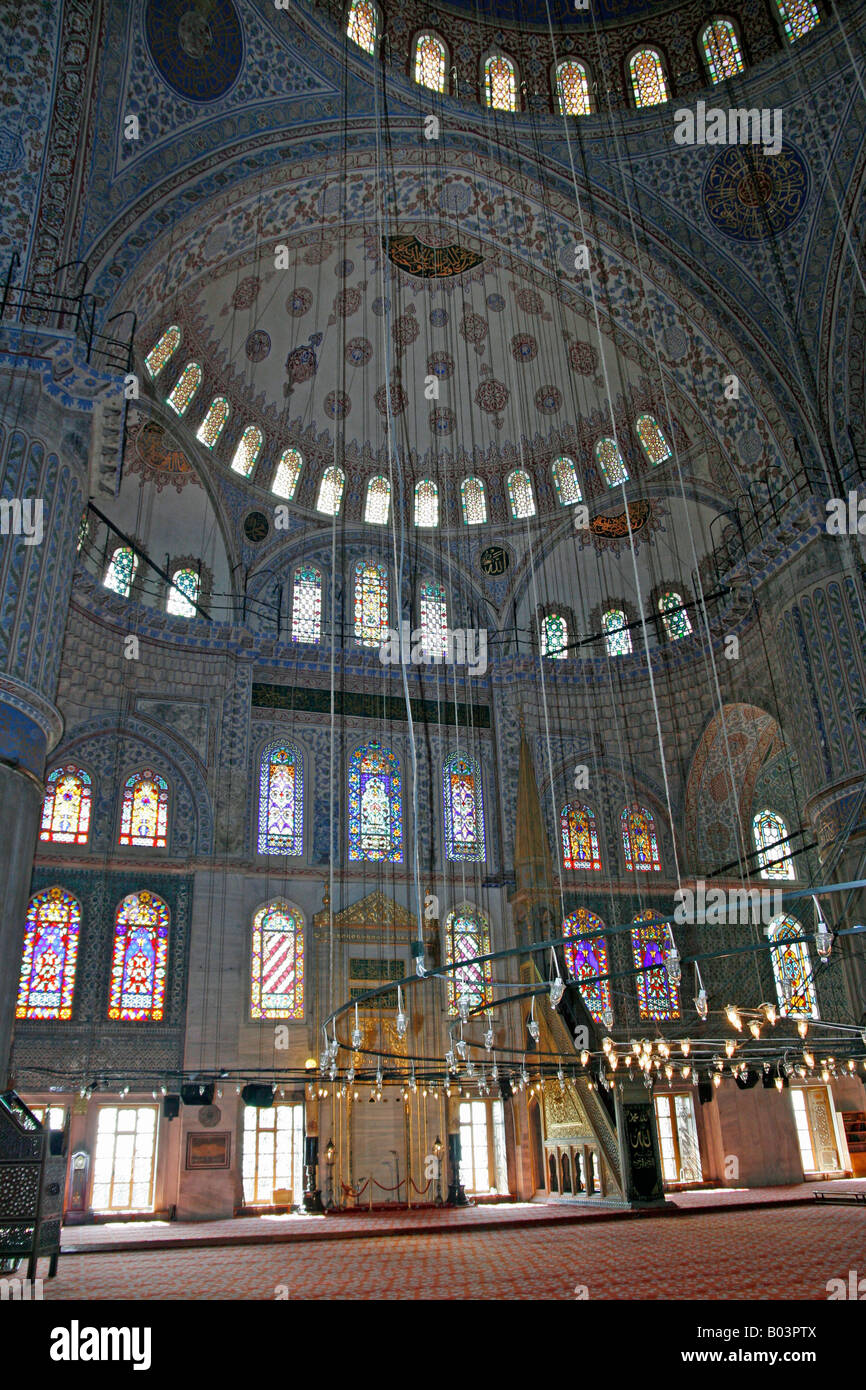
[419, 580, 448, 660]
[347, 0, 379, 53]
[108, 891, 170, 1021]
[631, 910, 680, 1019]
[444, 906, 492, 1015]
[443, 753, 485, 862]
[414, 478, 439, 528]
[541, 611, 568, 659]
[551, 455, 582, 504]
[774, 0, 819, 42]
[365, 474, 391, 524]
[348, 742, 403, 861]
[316, 464, 345, 516]
[167, 567, 200, 617]
[563, 908, 612, 1024]
[768, 913, 818, 1017]
[621, 803, 661, 871]
[701, 19, 745, 82]
[658, 590, 693, 641]
[555, 59, 592, 115]
[118, 769, 169, 848]
[595, 437, 629, 486]
[636, 414, 672, 464]
[560, 802, 602, 870]
[629, 47, 669, 107]
[41, 765, 92, 844]
[415, 32, 447, 92]
[230, 425, 263, 477]
[166, 361, 201, 415]
[753, 808, 795, 879]
[196, 396, 230, 448]
[272, 447, 303, 499]
[145, 325, 181, 379]
[104, 545, 138, 597]
[16, 887, 81, 1020]
[602, 608, 632, 656]
[507, 468, 535, 518]
[257, 741, 304, 856]
[251, 901, 305, 1019]
[484, 53, 517, 111]
[460, 476, 487, 525]
[353, 560, 389, 646]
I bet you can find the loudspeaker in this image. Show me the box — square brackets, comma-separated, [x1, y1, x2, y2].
[498, 1078, 513, 1100]
[182, 1082, 214, 1106]
[697, 1078, 714, 1105]
[242, 1083, 274, 1108]
[163, 1095, 180, 1120]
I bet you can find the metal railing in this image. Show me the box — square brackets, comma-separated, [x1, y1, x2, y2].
[0, 256, 135, 376]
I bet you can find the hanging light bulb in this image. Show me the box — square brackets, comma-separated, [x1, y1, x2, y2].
[329, 1062, 337, 1082]
[664, 947, 681, 986]
[484, 1027, 494, 1051]
[466, 1060, 476, 1078]
[797, 1019, 809, 1038]
[749, 1020, 761, 1039]
[803, 1049, 815, 1068]
[376, 1067, 383, 1090]
[527, 1001, 540, 1043]
[520, 1064, 530, 1086]
[774, 1074, 784, 1092]
[694, 989, 708, 1021]
[664, 1064, 673, 1081]
[658, 1042, 670, 1059]
[725, 1039, 736, 1058]
[395, 986, 408, 1039]
[491, 1063, 499, 1082]
[760, 1003, 778, 1026]
[580, 1050, 590, 1067]
[549, 976, 565, 1009]
[410, 1070, 418, 1093]
[712, 1073, 722, 1088]
[813, 896, 832, 961]
[455, 1037, 467, 1060]
[351, 1004, 362, 1051]
[725, 1005, 743, 1032]
[557, 1067, 565, 1093]
[458, 991, 471, 1024]
[682, 1064, 691, 1080]
[445, 1049, 456, 1071]
[631, 1040, 641, 1056]
[415, 956, 426, 978]
[602, 1037, 613, 1055]
[347, 1067, 355, 1085]
[680, 1039, 691, 1056]
[601, 1006, 614, 1031]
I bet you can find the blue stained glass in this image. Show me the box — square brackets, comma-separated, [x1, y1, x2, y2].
[631, 911, 680, 1020]
[563, 908, 612, 1025]
[258, 742, 303, 855]
[443, 754, 485, 862]
[348, 742, 403, 862]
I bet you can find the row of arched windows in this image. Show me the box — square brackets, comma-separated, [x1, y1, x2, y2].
[101, 542, 203, 616]
[542, 591, 694, 661]
[346, 3, 820, 110]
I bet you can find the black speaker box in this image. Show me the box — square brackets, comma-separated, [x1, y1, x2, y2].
[182, 1082, 214, 1106]
[697, 1078, 714, 1105]
[499, 1078, 513, 1100]
[163, 1095, 180, 1120]
[735, 1068, 760, 1090]
[242, 1083, 274, 1108]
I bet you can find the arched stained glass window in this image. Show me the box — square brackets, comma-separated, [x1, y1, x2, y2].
[145, 326, 181, 380]
[658, 591, 692, 641]
[630, 48, 668, 107]
[632, 910, 680, 1020]
[443, 754, 485, 862]
[541, 612, 568, 659]
[563, 908, 612, 1024]
[595, 437, 629, 486]
[167, 567, 199, 618]
[316, 465, 345, 516]
[485, 54, 517, 111]
[166, 361, 201, 416]
[420, 581, 448, 660]
[353, 560, 389, 647]
[415, 32, 446, 91]
[104, 545, 138, 597]
[445, 908, 492, 1015]
[507, 468, 536, 519]
[108, 891, 170, 1022]
[230, 425, 262, 477]
[16, 887, 81, 1020]
[552, 456, 582, 505]
[461, 476, 487, 525]
[768, 913, 818, 1017]
[774, 0, 819, 42]
[347, 0, 378, 52]
[118, 770, 169, 848]
[291, 564, 322, 644]
[257, 742, 304, 856]
[622, 803, 661, 871]
[636, 414, 672, 465]
[560, 802, 602, 871]
[753, 809, 795, 879]
[414, 479, 439, 528]
[251, 901, 305, 1020]
[602, 609, 632, 656]
[365, 475, 391, 525]
[196, 397, 230, 448]
[702, 19, 745, 82]
[348, 742, 403, 862]
[555, 59, 592, 115]
[272, 447, 303, 500]
[40, 766, 92, 844]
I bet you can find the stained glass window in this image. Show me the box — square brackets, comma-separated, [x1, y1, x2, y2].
[415, 32, 446, 91]
[291, 564, 322, 644]
[108, 891, 169, 1022]
[167, 567, 199, 618]
[230, 425, 263, 478]
[118, 770, 169, 848]
[768, 914, 818, 1017]
[775, 0, 819, 42]
[348, 742, 403, 862]
[555, 59, 592, 115]
[420, 581, 448, 660]
[353, 560, 389, 647]
[595, 437, 629, 486]
[630, 48, 668, 107]
[166, 361, 201, 416]
[552, 456, 582, 505]
[541, 612, 568, 659]
[16, 887, 81, 1020]
[563, 908, 612, 1024]
[602, 609, 632, 656]
[316, 465, 345, 516]
[622, 804, 661, 871]
[347, 0, 378, 53]
[632, 910, 680, 1020]
[40, 765, 92, 844]
[257, 742, 304, 855]
[702, 20, 745, 82]
[461, 476, 487, 525]
[443, 754, 485, 862]
[196, 397, 230, 448]
[445, 909, 492, 1015]
[145, 325, 181, 380]
[251, 901, 305, 1019]
[753, 809, 795, 880]
[507, 468, 535, 519]
[104, 545, 138, 597]
[636, 414, 672, 465]
[365, 475, 391, 525]
[272, 447, 303, 500]
[658, 591, 692, 641]
[560, 802, 602, 870]
[485, 54, 517, 111]
[414, 479, 439, 528]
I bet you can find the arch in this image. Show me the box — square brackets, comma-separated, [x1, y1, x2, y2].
[701, 19, 745, 82]
[365, 474, 391, 524]
[118, 769, 169, 848]
[347, 0, 379, 53]
[414, 32, 447, 92]
[507, 468, 535, 519]
[316, 464, 345, 516]
[144, 325, 181, 380]
[629, 47, 669, 107]
[108, 891, 170, 1021]
[419, 580, 448, 659]
[251, 900, 305, 1019]
[621, 803, 661, 871]
[104, 544, 138, 597]
[767, 913, 818, 1017]
[348, 742, 403, 861]
[602, 608, 632, 656]
[484, 53, 518, 111]
[444, 906, 492, 1014]
[658, 590, 693, 641]
[595, 437, 628, 486]
[551, 455, 582, 505]
[461, 476, 487, 525]
[165, 360, 201, 416]
[636, 413, 672, 464]
[683, 703, 784, 871]
[257, 741, 304, 856]
[753, 808, 795, 879]
[167, 566, 200, 617]
[40, 765, 92, 844]
[541, 611, 568, 659]
[774, 0, 820, 42]
[631, 910, 680, 1019]
[555, 58, 592, 115]
[353, 559, 389, 646]
[16, 886, 81, 1020]
[563, 908, 612, 1025]
[443, 753, 485, 862]
[560, 802, 602, 870]
[291, 563, 322, 644]
[414, 478, 439, 528]
[230, 424, 263, 478]
[196, 396, 230, 448]
[272, 447, 303, 499]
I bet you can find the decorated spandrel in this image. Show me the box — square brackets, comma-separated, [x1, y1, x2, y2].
[291, 564, 322, 644]
[272, 447, 303, 500]
[258, 742, 303, 855]
[621, 804, 661, 871]
[104, 545, 138, 598]
[414, 479, 439, 528]
[563, 908, 612, 1024]
[16, 887, 81, 1020]
[702, 20, 744, 83]
[632, 910, 680, 1020]
[658, 591, 692, 641]
[556, 60, 591, 116]
[595, 437, 629, 486]
[166, 361, 201, 416]
[445, 910, 492, 1014]
[461, 476, 487, 525]
[552, 456, 582, 504]
[167, 567, 199, 618]
[415, 33, 445, 92]
[602, 608, 632, 656]
[560, 802, 602, 870]
[145, 325, 181, 380]
[196, 396, 230, 448]
[768, 914, 818, 1016]
[636, 414, 672, 464]
[541, 612, 568, 659]
[41, 765, 92, 844]
[630, 48, 668, 108]
[444, 754, 485, 862]
[507, 469, 535, 519]
[251, 902, 304, 1019]
[348, 742, 403, 862]
[365, 475, 391, 525]
[485, 54, 517, 111]
[109, 891, 170, 1021]
[353, 560, 389, 647]
[753, 809, 795, 879]
[118, 770, 169, 848]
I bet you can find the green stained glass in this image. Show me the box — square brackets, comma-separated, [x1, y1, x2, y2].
[145, 325, 181, 380]
[196, 397, 230, 448]
[595, 437, 629, 486]
[636, 414, 671, 465]
[231, 426, 262, 477]
[630, 48, 668, 108]
[556, 60, 591, 116]
[166, 361, 202, 416]
[273, 448, 303, 499]
[702, 20, 744, 83]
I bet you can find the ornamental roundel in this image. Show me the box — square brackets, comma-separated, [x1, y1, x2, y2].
[145, 0, 243, 102]
[702, 144, 810, 242]
[324, 390, 351, 419]
[460, 312, 488, 350]
[303, 243, 332, 265]
[569, 340, 598, 375]
[535, 385, 562, 414]
[430, 407, 455, 435]
[514, 286, 545, 315]
[511, 333, 538, 364]
[427, 351, 454, 380]
[285, 344, 318, 386]
[393, 309, 420, 351]
[373, 297, 392, 317]
[286, 288, 312, 317]
[429, 307, 448, 326]
[126, 419, 200, 495]
[375, 383, 408, 417]
[589, 500, 652, 538]
[245, 330, 271, 362]
[231, 276, 261, 311]
[474, 379, 509, 415]
[486, 294, 505, 312]
[335, 259, 354, 277]
[345, 337, 373, 367]
[243, 511, 270, 544]
[334, 286, 362, 317]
